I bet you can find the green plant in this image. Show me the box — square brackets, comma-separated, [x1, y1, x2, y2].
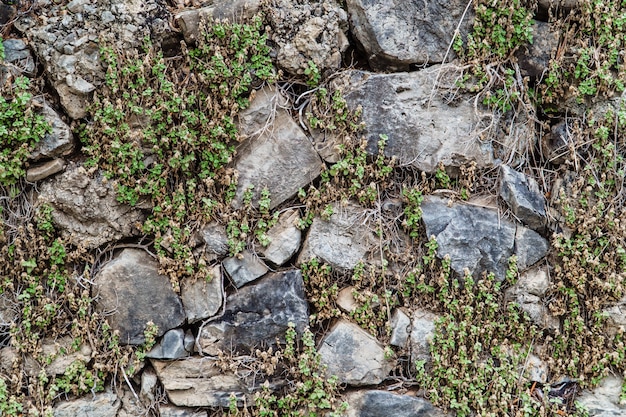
[304, 60, 321, 87]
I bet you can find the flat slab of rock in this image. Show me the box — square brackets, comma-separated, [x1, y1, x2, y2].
[26, 158, 65, 182]
[318, 319, 393, 386]
[577, 376, 626, 417]
[94, 249, 185, 345]
[337, 69, 494, 173]
[259, 209, 302, 266]
[37, 165, 149, 248]
[347, 0, 474, 70]
[234, 87, 323, 209]
[181, 265, 223, 324]
[53, 390, 120, 417]
[223, 250, 269, 288]
[298, 202, 377, 271]
[198, 270, 308, 355]
[344, 390, 446, 417]
[421, 196, 549, 279]
[500, 165, 547, 230]
[410, 309, 439, 365]
[151, 358, 247, 408]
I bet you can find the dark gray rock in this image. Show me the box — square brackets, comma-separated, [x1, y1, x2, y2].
[94, 249, 185, 345]
[181, 265, 223, 324]
[146, 329, 188, 360]
[347, 0, 474, 70]
[1, 38, 35, 77]
[30, 101, 76, 162]
[37, 165, 149, 248]
[500, 165, 547, 230]
[515, 21, 559, 78]
[198, 270, 309, 355]
[223, 250, 269, 288]
[421, 196, 549, 279]
[337, 69, 494, 173]
[234, 87, 324, 209]
[298, 202, 377, 271]
[318, 319, 393, 386]
[345, 390, 446, 417]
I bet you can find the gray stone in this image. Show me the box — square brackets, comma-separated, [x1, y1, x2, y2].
[26, 158, 65, 182]
[151, 358, 248, 408]
[318, 319, 393, 386]
[200, 222, 229, 259]
[515, 21, 559, 78]
[500, 165, 547, 230]
[505, 266, 559, 331]
[181, 265, 223, 323]
[344, 390, 445, 417]
[175, 0, 262, 44]
[94, 249, 185, 345]
[525, 354, 549, 384]
[337, 69, 494, 173]
[298, 202, 377, 271]
[37, 165, 149, 248]
[66, 0, 89, 13]
[234, 87, 324, 209]
[347, 0, 474, 70]
[390, 309, 411, 348]
[577, 376, 626, 417]
[146, 328, 188, 360]
[55, 82, 89, 119]
[223, 250, 269, 288]
[140, 366, 158, 406]
[41, 336, 92, 376]
[421, 196, 549, 279]
[66, 74, 96, 94]
[30, 101, 75, 161]
[198, 270, 309, 355]
[336, 286, 358, 313]
[410, 309, 439, 365]
[259, 209, 302, 266]
[268, 0, 349, 75]
[538, 0, 582, 11]
[604, 295, 626, 335]
[159, 405, 207, 417]
[2, 38, 35, 76]
[53, 390, 121, 417]
[515, 227, 550, 270]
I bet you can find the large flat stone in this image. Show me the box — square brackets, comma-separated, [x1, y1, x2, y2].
[94, 249, 185, 345]
[198, 270, 308, 355]
[344, 390, 446, 417]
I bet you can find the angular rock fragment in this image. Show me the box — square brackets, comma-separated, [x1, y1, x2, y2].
[318, 319, 393, 386]
[577, 376, 626, 417]
[94, 249, 185, 345]
[53, 390, 121, 417]
[347, 0, 474, 70]
[200, 222, 229, 261]
[389, 309, 411, 349]
[223, 250, 268, 288]
[259, 209, 302, 266]
[500, 165, 547, 230]
[234, 87, 323, 209]
[344, 390, 446, 417]
[421, 196, 549, 279]
[410, 309, 439, 365]
[159, 405, 207, 417]
[30, 101, 75, 162]
[515, 21, 559, 78]
[298, 202, 377, 271]
[198, 270, 308, 355]
[146, 329, 188, 360]
[337, 69, 494, 173]
[26, 158, 65, 182]
[37, 165, 149, 248]
[505, 266, 559, 331]
[181, 265, 223, 323]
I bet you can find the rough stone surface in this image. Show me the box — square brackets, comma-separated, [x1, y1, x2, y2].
[577, 376, 626, 417]
[53, 390, 121, 417]
[198, 270, 308, 355]
[175, 0, 262, 44]
[505, 266, 559, 331]
[159, 405, 207, 417]
[344, 390, 446, 417]
[181, 265, 223, 324]
[515, 21, 559, 78]
[1, 38, 35, 80]
[347, 0, 474, 70]
[259, 209, 302, 266]
[26, 158, 66, 182]
[337, 286, 358, 313]
[146, 329, 188, 360]
[223, 250, 269, 288]
[538, 0, 582, 11]
[234, 87, 324, 209]
[298, 202, 378, 271]
[500, 165, 547, 230]
[410, 309, 439, 365]
[604, 295, 626, 335]
[421, 196, 549, 279]
[267, 0, 349, 75]
[41, 336, 92, 376]
[30, 101, 75, 162]
[37, 165, 149, 248]
[390, 308, 411, 348]
[337, 69, 494, 173]
[93, 249, 185, 345]
[151, 358, 249, 408]
[200, 222, 229, 261]
[318, 319, 393, 386]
